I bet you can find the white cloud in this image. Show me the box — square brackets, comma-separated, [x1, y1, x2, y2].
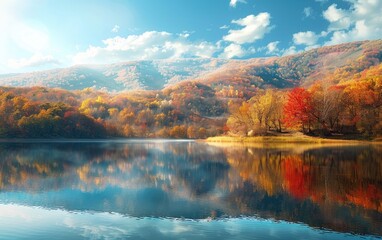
[304, 44, 320, 51]
[303, 7, 313, 18]
[178, 31, 191, 38]
[324, 0, 382, 45]
[282, 46, 298, 56]
[220, 25, 229, 29]
[223, 13, 272, 44]
[73, 31, 218, 64]
[8, 54, 60, 69]
[323, 4, 352, 31]
[229, 0, 247, 7]
[288, 0, 382, 50]
[293, 31, 319, 46]
[111, 25, 120, 33]
[323, 4, 345, 22]
[266, 41, 280, 55]
[219, 43, 245, 58]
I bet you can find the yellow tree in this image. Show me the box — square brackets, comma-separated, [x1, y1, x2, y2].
[226, 101, 256, 136]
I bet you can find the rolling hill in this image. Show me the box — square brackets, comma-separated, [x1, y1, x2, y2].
[0, 59, 231, 91]
[193, 40, 382, 89]
[0, 40, 381, 92]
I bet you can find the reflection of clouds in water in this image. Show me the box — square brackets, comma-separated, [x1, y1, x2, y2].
[0, 204, 38, 222]
[62, 211, 131, 239]
[59, 209, 203, 240]
[79, 225, 129, 240]
[0, 204, 370, 240]
[171, 223, 193, 234]
[61, 214, 245, 240]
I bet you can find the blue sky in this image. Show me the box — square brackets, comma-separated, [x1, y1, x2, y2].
[1, 0, 381, 74]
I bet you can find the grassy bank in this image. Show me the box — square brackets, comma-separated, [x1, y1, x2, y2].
[205, 134, 374, 144]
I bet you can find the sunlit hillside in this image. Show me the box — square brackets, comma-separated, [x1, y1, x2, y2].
[1, 40, 381, 93]
[0, 40, 381, 138]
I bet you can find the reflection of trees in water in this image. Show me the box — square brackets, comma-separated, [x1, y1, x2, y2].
[225, 147, 285, 196]
[1, 143, 381, 206]
[0, 142, 229, 197]
[0, 142, 381, 235]
[0, 143, 136, 191]
[73, 142, 230, 197]
[227, 181, 382, 236]
[299, 147, 382, 213]
[1, 143, 381, 208]
[177, 161, 229, 196]
[0, 143, 71, 190]
[0, 141, 231, 219]
[223, 145, 382, 212]
[223, 145, 382, 235]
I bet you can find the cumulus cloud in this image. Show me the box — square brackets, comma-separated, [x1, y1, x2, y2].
[323, 4, 352, 31]
[223, 13, 272, 44]
[73, 31, 218, 64]
[293, 31, 319, 46]
[324, 0, 382, 45]
[219, 43, 245, 58]
[282, 46, 298, 56]
[229, 0, 247, 8]
[266, 41, 280, 55]
[288, 0, 382, 51]
[323, 4, 345, 22]
[111, 25, 120, 33]
[8, 54, 60, 69]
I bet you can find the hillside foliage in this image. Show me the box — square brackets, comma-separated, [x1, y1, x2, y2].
[0, 40, 381, 138]
[227, 69, 382, 137]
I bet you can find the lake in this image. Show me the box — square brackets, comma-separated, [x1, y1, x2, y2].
[0, 140, 381, 239]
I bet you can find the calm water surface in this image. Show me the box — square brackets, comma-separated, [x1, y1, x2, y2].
[0, 140, 381, 239]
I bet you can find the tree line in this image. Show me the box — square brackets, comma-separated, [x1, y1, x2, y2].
[0, 63, 381, 139]
[227, 74, 382, 137]
[0, 83, 226, 138]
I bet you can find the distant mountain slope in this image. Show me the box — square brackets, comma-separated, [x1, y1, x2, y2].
[194, 40, 382, 89]
[0, 40, 381, 92]
[0, 59, 231, 91]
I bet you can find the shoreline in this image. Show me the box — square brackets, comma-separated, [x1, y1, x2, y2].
[204, 135, 381, 144]
[0, 138, 195, 143]
[0, 136, 380, 145]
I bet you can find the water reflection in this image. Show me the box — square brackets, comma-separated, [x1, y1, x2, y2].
[0, 141, 381, 237]
[1, 204, 370, 240]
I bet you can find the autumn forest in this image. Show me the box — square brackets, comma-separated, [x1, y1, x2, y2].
[0, 40, 381, 139]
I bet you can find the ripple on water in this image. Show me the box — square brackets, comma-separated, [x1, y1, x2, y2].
[0, 204, 379, 240]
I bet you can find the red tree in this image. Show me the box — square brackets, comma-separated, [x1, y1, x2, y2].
[283, 87, 314, 133]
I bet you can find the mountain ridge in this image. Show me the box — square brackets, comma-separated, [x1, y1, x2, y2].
[0, 40, 381, 92]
